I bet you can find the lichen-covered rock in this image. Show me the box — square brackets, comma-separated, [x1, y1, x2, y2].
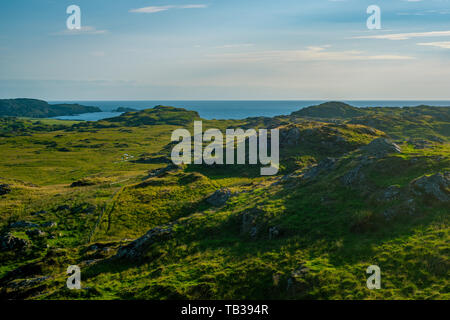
[362, 138, 401, 158]
[115, 225, 173, 260]
[206, 188, 232, 207]
[411, 172, 450, 202]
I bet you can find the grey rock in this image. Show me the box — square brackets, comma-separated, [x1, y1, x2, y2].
[0, 184, 11, 196]
[41, 221, 57, 228]
[115, 225, 173, 260]
[32, 210, 47, 216]
[0, 233, 29, 252]
[280, 126, 301, 146]
[9, 221, 39, 229]
[341, 164, 365, 186]
[379, 185, 401, 201]
[26, 229, 46, 237]
[411, 172, 450, 202]
[269, 227, 280, 240]
[303, 158, 337, 180]
[362, 138, 401, 158]
[206, 188, 232, 207]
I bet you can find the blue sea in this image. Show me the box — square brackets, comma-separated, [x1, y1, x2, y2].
[48, 100, 450, 121]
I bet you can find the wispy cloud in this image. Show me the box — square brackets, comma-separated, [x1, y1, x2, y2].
[207, 46, 414, 62]
[130, 4, 207, 14]
[52, 26, 108, 36]
[353, 30, 450, 40]
[417, 41, 450, 49]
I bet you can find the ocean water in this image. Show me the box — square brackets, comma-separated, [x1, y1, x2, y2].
[49, 100, 450, 121]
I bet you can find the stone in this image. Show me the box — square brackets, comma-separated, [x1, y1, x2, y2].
[115, 225, 173, 260]
[341, 164, 364, 186]
[206, 188, 232, 207]
[303, 158, 337, 180]
[411, 172, 450, 202]
[379, 185, 401, 201]
[0, 233, 29, 252]
[0, 184, 11, 196]
[9, 221, 39, 229]
[362, 138, 402, 158]
[41, 221, 57, 228]
[26, 229, 46, 237]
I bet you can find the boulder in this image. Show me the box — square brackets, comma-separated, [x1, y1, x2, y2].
[379, 185, 401, 201]
[206, 188, 232, 207]
[0, 184, 11, 196]
[341, 164, 365, 186]
[280, 126, 301, 146]
[303, 158, 337, 180]
[26, 229, 46, 237]
[9, 221, 39, 229]
[115, 225, 173, 260]
[0, 233, 29, 252]
[41, 221, 57, 228]
[362, 138, 401, 158]
[411, 172, 450, 202]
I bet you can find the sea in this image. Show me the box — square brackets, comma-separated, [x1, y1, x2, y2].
[48, 100, 450, 121]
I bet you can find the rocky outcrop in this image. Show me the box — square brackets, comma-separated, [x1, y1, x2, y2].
[115, 225, 174, 260]
[361, 138, 401, 158]
[9, 221, 39, 229]
[411, 172, 450, 202]
[341, 164, 364, 186]
[303, 158, 337, 180]
[379, 185, 401, 201]
[206, 188, 232, 207]
[0, 233, 29, 252]
[0, 184, 11, 196]
[280, 126, 301, 146]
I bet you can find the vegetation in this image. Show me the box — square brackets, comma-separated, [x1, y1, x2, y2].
[0, 99, 101, 118]
[0, 103, 448, 300]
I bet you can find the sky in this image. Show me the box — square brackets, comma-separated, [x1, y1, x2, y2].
[1, 0, 450, 100]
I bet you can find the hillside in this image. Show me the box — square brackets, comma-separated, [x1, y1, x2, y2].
[0, 99, 101, 118]
[0, 102, 448, 300]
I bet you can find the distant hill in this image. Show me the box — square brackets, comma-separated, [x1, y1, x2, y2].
[291, 101, 366, 119]
[112, 107, 137, 113]
[103, 105, 201, 126]
[0, 98, 101, 118]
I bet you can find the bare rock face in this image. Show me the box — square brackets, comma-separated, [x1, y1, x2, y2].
[206, 188, 232, 207]
[0, 233, 29, 252]
[115, 225, 173, 260]
[411, 172, 450, 202]
[362, 138, 402, 158]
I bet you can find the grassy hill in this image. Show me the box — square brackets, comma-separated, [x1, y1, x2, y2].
[0, 102, 448, 300]
[0, 99, 101, 118]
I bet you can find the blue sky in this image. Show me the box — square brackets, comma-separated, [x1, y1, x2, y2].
[1, 0, 450, 100]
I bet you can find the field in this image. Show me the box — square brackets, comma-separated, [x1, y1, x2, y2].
[0, 102, 448, 300]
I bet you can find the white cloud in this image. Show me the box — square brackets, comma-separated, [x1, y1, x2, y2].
[52, 26, 107, 36]
[353, 30, 450, 40]
[130, 4, 207, 13]
[207, 46, 414, 62]
[417, 41, 450, 49]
